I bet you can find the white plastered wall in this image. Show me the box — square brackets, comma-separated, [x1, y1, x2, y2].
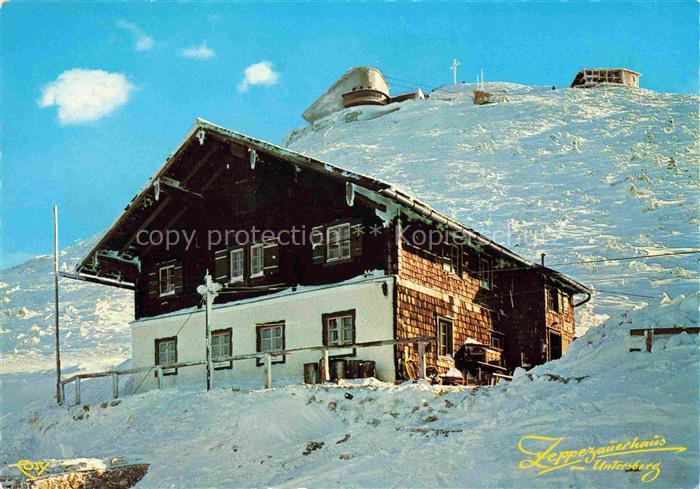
[130, 276, 396, 391]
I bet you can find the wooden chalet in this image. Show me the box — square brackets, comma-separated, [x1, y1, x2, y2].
[74, 119, 590, 388]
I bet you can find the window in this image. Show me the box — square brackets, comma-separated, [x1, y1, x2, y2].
[547, 287, 560, 312]
[489, 332, 502, 350]
[159, 265, 176, 297]
[478, 257, 493, 290]
[230, 248, 244, 283]
[442, 244, 462, 275]
[326, 223, 351, 262]
[323, 310, 355, 346]
[256, 322, 285, 365]
[436, 316, 454, 357]
[155, 337, 177, 375]
[211, 328, 232, 369]
[250, 244, 264, 277]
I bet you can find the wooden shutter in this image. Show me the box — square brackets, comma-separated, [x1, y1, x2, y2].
[173, 262, 184, 294]
[214, 249, 229, 283]
[264, 242, 279, 274]
[311, 226, 325, 264]
[147, 271, 158, 299]
[322, 316, 329, 346]
[350, 219, 363, 257]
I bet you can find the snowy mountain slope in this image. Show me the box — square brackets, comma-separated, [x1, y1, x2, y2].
[285, 83, 700, 330]
[1, 294, 697, 488]
[0, 236, 132, 373]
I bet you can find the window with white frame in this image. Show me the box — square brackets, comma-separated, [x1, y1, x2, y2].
[211, 329, 232, 363]
[324, 311, 355, 346]
[437, 316, 454, 357]
[230, 248, 244, 283]
[159, 265, 176, 297]
[250, 244, 264, 277]
[259, 323, 284, 352]
[326, 223, 351, 262]
[155, 337, 177, 377]
[257, 323, 285, 365]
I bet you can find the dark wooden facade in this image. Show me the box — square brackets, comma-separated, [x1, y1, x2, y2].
[134, 143, 391, 320]
[77, 120, 589, 381]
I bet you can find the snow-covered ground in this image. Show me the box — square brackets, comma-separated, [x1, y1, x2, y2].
[1, 295, 698, 488]
[1, 83, 698, 487]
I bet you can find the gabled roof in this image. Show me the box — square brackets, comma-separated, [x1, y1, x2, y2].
[77, 118, 589, 294]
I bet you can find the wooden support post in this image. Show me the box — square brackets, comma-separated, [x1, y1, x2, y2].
[263, 354, 272, 389]
[645, 330, 652, 352]
[75, 378, 81, 406]
[417, 341, 426, 379]
[53, 205, 63, 406]
[322, 348, 330, 383]
[155, 366, 162, 390]
[112, 372, 119, 399]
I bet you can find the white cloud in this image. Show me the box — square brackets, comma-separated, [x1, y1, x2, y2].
[237, 61, 279, 93]
[38, 69, 134, 125]
[116, 19, 154, 52]
[181, 42, 215, 59]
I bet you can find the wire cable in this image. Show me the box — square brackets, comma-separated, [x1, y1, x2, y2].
[130, 297, 204, 397]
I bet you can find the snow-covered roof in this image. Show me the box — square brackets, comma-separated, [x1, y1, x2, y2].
[77, 118, 589, 294]
[578, 67, 641, 76]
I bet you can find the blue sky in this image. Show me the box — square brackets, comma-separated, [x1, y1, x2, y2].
[2, 2, 697, 268]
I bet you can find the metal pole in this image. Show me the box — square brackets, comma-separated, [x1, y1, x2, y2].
[53, 205, 63, 405]
[197, 272, 220, 392]
[205, 273, 213, 391]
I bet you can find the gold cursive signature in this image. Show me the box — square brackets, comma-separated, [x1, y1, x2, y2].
[518, 435, 686, 483]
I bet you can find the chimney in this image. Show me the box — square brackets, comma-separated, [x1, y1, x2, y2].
[540, 253, 546, 267]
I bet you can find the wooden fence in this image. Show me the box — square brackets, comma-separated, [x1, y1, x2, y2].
[629, 326, 699, 352]
[60, 335, 437, 406]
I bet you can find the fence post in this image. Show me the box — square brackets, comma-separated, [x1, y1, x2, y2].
[112, 372, 119, 399]
[75, 378, 81, 406]
[322, 348, 330, 383]
[263, 354, 272, 389]
[155, 366, 162, 390]
[61, 383, 66, 406]
[645, 329, 654, 352]
[417, 341, 426, 379]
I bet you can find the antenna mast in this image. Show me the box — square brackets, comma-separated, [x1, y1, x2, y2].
[451, 59, 461, 85]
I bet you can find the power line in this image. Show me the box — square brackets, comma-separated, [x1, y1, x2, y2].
[130, 297, 204, 397]
[550, 250, 700, 268]
[594, 289, 657, 299]
[384, 75, 437, 91]
[485, 250, 700, 274]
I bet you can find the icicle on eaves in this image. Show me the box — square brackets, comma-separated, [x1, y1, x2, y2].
[249, 148, 257, 170]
